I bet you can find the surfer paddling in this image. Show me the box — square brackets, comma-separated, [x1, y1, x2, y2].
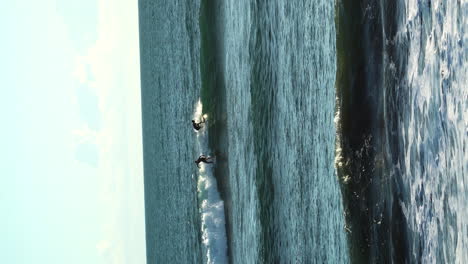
[195, 155, 214, 168]
[192, 116, 206, 131]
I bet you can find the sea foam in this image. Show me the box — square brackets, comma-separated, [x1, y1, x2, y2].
[194, 99, 228, 264]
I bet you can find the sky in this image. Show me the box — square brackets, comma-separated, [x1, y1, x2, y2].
[0, 0, 146, 263]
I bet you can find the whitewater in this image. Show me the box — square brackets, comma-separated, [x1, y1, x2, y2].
[193, 100, 228, 264]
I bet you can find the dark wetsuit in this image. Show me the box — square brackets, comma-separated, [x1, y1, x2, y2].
[192, 122, 203, 130]
[192, 117, 206, 131]
[195, 155, 213, 168]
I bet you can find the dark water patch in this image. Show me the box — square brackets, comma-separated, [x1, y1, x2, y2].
[199, 0, 233, 262]
[335, 0, 410, 262]
[248, 2, 279, 262]
[382, 0, 412, 262]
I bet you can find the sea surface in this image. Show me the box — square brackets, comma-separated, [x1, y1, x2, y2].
[139, 0, 466, 263]
[139, 1, 203, 263]
[212, 0, 349, 263]
[336, 0, 467, 262]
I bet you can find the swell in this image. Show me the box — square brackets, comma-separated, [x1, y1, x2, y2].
[198, 0, 233, 262]
[248, 1, 278, 263]
[335, 0, 410, 262]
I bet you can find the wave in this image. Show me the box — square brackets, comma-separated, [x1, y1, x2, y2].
[396, 0, 468, 262]
[335, 0, 467, 262]
[194, 100, 228, 264]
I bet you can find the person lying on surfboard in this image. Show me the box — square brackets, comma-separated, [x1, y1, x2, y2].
[192, 116, 206, 131]
[195, 155, 214, 168]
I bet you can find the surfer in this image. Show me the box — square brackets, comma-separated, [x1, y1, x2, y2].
[192, 116, 206, 131]
[195, 155, 214, 168]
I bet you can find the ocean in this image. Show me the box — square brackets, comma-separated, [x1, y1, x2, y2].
[139, 1, 203, 263]
[335, 0, 467, 262]
[139, 0, 466, 263]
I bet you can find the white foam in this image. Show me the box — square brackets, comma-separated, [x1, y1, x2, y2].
[194, 99, 228, 264]
[401, 0, 468, 262]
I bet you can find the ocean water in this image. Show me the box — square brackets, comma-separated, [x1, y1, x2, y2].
[138, 0, 203, 263]
[395, 0, 467, 262]
[335, 0, 467, 262]
[139, 0, 466, 263]
[140, 0, 348, 263]
[218, 0, 349, 263]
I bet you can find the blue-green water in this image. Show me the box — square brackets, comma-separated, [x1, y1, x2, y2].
[139, 0, 468, 263]
[222, 1, 348, 263]
[139, 0, 348, 263]
[138, 1, 203, 263]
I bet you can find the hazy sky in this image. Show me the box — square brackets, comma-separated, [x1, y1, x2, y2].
[0, 0, 145, 263]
